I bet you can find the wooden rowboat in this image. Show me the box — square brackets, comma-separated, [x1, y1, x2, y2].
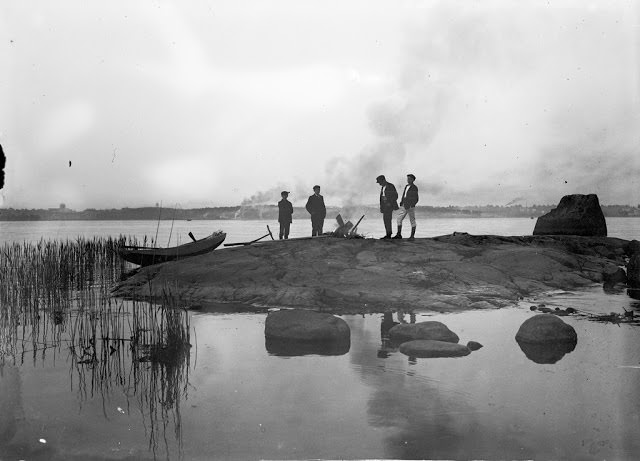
[118, 231, 226, 266]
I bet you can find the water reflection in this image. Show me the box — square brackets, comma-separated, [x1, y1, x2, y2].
[378, 310, 416, 358]
[516, 339, 577, 364]
[265, 337, 350, 356]
[0, 238, 191, 459]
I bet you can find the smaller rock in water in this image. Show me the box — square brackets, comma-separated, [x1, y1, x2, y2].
[399, 340, 471, 358]
[388, 321, 459, 343]
[515, 314, 577, 344]
[602, 266, 627, 286]
[264, 309, 350, 342]
[467, 341, 483, 351]
[533, 194, 607, 237]
[625, 240, 640, 256]
[627, 254, 640, 288]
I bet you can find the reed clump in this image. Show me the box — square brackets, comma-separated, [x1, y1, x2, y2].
[0, 236, 192, 458]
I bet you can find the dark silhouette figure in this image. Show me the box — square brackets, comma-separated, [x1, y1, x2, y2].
[0, 144, 5, 189]
[278, 191, 293, 239]
[376, 175, 398, 239]
[305, 185, 326, 236]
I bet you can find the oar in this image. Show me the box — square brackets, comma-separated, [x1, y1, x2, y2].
[188, 232, 197, 242]
[224, 231, 273, 247]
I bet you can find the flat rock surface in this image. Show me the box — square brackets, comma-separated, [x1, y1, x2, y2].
[113, 234, 629, 313]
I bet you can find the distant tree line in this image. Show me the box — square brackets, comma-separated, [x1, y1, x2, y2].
[1, 204, 638, 221]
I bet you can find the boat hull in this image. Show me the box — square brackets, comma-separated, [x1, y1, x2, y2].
[118, 232, 226, 266]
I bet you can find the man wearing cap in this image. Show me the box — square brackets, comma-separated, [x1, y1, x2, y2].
[305, 185, 326, 236]
[278, 191, 293, 239]
[376, 175, 399, 239]
[393, 174, 419, 240]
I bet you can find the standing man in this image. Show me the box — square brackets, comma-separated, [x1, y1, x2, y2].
[394, 174, 419, 240]
[305, 185, 326, 236]
[376, 175, 398, 239]
[278, 191, 293, 239]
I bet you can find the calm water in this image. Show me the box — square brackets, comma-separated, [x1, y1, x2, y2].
[2, 291, 640, 460]
[0, 216, 638, 244]
[1, 218, 640, 460]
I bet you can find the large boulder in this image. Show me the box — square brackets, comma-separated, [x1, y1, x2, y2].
[533, 194, 607, 237]
[515, 314, 577, 344]
[264, 309, 350, 342]
[398, 340, 471, 358]
[388, 321, 459, 343]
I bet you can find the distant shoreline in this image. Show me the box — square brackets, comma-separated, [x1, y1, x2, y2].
[1, 204, 639, 221]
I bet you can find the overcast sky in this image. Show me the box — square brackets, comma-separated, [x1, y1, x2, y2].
[1, 0, 638, 209]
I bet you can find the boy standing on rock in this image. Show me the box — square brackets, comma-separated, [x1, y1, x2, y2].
[394, 174, 419, 240]
[278, 191, 293, 239]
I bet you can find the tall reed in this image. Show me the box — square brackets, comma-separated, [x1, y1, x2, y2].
[0, 236, 191, 459]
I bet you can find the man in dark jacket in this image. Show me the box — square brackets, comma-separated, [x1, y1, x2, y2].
[305, 185, 326, 236]
[376, 175, 398, 239]
[278, 191, 293, 239]
[393, 174, 419, 240]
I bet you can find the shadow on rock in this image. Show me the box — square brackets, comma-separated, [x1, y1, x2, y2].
[265, 337, 350, 356]
[516, 339, 577, 364]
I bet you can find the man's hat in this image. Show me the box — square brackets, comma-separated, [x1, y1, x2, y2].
[281, 190, 289, 195]
[313, 185, 321, 189]
[376, 175, 386, 182]
[407, 174, 416, 180]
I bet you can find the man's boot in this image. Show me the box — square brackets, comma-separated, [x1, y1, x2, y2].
[392, 225, 403, 239]
[409, 226, 416, 241]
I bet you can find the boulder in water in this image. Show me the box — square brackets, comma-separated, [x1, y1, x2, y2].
[388, 321, 459, 343]
[398, 340, 471, 358]
[264, 309, 350, 342]
[515, 314, 577, 344]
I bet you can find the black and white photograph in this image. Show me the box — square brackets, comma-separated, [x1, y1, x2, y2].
[1, 1, 639, 459]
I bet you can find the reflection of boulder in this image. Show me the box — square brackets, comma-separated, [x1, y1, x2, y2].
[388, 321, 459, 344]
[533, 194, 607, 237]
[265, 337, 350, 356]
[516, 340, 576, 364]
[515, 314, 577, 343]
[264, 309, 350, 342]
[398, 340, 471, 358]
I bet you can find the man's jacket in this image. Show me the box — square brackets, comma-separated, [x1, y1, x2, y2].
[379, 183, 399, 212]
[278, 199, 293, 223]
[305, 194, 326, 219]
[399, 184, 419, 209]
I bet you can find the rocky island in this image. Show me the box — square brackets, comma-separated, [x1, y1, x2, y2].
[113, 194, 636, 314]
[113, 232, 632, 313]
